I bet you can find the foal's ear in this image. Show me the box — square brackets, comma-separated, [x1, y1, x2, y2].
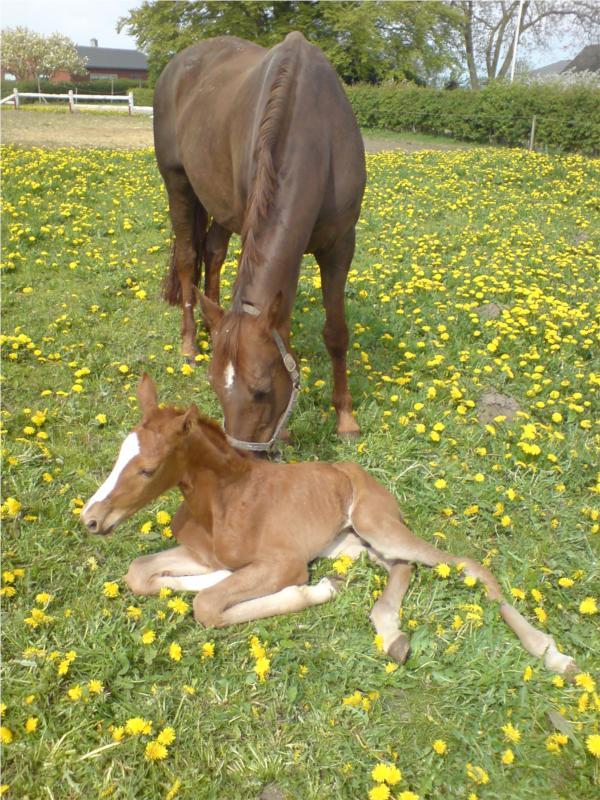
[199, 293, 224, 333]
[181, 404, 199, 435]
[261, 290, 284, 330]
[137, 373, 158, 416]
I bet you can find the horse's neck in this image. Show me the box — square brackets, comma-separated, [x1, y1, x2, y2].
[235, 181, 320, 313]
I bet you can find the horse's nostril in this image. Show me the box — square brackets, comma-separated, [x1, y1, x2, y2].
[86, 519, 98, 532]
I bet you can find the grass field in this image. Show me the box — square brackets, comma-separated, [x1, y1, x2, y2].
[1, 142, 599, 800]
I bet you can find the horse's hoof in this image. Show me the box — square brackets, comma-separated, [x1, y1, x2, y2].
[387, 633, 411, 664]
[338, 429, 360, 441]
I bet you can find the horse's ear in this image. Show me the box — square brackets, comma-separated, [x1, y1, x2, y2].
[137, 373, 158, 416]
[261, 290, 284, 330]
[199, 293, 224, 333]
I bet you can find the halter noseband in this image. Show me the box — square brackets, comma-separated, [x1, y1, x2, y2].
[224, 302, 300, 454]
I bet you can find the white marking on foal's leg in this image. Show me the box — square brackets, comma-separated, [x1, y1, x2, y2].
[500, 603, 577, 675]
[83, 433, 140, 512]
[157, 570, 232, 592]
[224, 362, 235, 390]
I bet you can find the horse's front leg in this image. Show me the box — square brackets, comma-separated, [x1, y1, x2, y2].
[125, 545, 227, 596]
[315, 229, 360, 438]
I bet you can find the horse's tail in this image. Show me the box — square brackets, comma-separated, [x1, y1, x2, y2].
[236, 33, 303, 296]
[162, 199, 205, 306]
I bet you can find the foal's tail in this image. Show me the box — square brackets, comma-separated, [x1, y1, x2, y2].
[162, 199, 206, 306]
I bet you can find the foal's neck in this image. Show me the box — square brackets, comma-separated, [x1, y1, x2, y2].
[181, 423, 250, 485]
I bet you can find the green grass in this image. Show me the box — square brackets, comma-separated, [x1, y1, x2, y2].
[1, 143, 599, 800]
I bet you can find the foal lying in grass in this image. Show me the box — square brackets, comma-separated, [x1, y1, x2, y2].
[81, 374, 576, 675]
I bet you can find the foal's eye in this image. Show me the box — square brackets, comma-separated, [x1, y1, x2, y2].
[252, 389, 268, 401]
[139, 468, 155, 478]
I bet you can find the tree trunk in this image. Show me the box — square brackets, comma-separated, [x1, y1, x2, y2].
[463, 1, 480, 89]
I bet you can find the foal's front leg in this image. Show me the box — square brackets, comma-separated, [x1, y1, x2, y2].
[192, 557, 315, 627]
[125, 545, 226, 596]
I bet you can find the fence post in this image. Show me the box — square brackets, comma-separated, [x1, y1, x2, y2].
[68, 89, 74, 113]
[529, 115, 537, 151]
[13, 88, 19, 110]
[128, 91, 133, 115]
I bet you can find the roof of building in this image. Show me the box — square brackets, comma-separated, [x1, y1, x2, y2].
[530, 59, 570, 77]
[76, 45, 148, 71]
[561, 44, 600, 74]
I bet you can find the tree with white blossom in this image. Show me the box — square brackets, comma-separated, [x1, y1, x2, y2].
[1, 27, 87, 81]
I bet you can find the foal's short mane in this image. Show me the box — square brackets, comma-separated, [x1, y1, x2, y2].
[234, 46, 298, 301]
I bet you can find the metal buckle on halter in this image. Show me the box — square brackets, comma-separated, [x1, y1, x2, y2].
[224, 302, 300, 455]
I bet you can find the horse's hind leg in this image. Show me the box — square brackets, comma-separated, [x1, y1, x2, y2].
[203, 220, 231, 305]
[162, 169, 208, 360]
[315, 229, 360, 438]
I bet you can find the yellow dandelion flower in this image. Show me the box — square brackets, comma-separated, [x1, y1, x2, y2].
[112, 726, 125, 741]
[24, 717, 38, 734]
[169, 642, 182, 662]
[501, 723, 521, 743]
[102, 582, 120, 599]
[432, 739, 447, 755]
[155, 510, 171, 526]
[88, 680, 104, 694]
[201, 641, 215, 659]
[579, 597, 598, 615]
[254, 656, 270, 682]
[157, 727, 176, 746]
[586, 734, 600, 758]
[435, 563, 451, 578]
[167, 597, 189, 615]
[368, 784, 390, 800]
[502, 749, 515, 765]
[141, 629, 156, 645]
[0, 727, 13, 744]
[144, 740, 168, 760]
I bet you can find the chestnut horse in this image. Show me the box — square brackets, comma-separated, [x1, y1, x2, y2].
[81, 375, 576, 675]
[153, 32, 366, 452]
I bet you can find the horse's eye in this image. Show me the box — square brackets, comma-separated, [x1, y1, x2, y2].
[139, 468, 155, 478]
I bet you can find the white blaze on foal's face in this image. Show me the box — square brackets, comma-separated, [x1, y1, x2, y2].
[83, 432, 140, 512]
[224, 361, 235, 391]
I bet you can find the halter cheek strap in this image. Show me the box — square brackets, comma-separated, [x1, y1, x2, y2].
[224, 302, 301, 454]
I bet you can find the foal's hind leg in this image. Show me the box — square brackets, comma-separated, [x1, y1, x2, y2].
[163, 169, 208, 360]
[369, 559, 414, 664]
[203, 220, 231, 305]
[315, 229, 360, 438]
[344, 465, 577, 675]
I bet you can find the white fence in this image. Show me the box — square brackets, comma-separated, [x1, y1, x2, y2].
[0, 89, 152, 115]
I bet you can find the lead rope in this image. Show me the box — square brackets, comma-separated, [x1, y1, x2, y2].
[224, 303, 300, 455]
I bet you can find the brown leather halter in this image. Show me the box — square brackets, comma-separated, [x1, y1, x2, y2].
[223, 303, 300, 454]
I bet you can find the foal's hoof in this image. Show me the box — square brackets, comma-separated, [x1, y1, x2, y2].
[388, 633, 411, 664]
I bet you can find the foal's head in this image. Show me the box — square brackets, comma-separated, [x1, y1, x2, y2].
[200, 293, 297, 453]
[81, 374, 197, 535]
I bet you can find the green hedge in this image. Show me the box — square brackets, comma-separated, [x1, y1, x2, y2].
[131, 88, 154, 107]
[346, 81, 600, 155]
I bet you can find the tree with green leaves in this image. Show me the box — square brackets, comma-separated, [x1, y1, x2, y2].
[452, 1, 600, 88]
[1, 27, 87, 81]
[118, 1, 462, 85]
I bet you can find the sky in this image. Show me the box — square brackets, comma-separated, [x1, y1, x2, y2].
[1, 0, 579, 67]
[1, 0, 139, 50]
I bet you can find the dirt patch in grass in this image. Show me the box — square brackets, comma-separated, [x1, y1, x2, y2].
[1, 108, 470, 153]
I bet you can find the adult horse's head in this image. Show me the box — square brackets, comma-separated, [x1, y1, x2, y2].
[81, 374, 197, 535]
[199, 292, 300, 455]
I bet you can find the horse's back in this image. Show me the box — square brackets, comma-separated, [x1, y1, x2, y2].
[153, 33, 365, 238]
